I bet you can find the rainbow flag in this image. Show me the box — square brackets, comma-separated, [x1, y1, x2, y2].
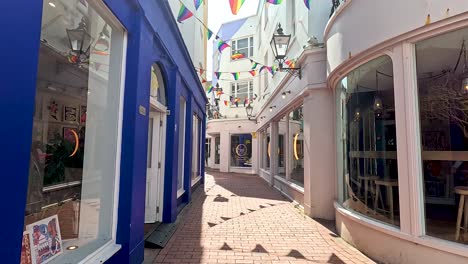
[217, 40, 230, 52]
[206, 28, 213, 40]
[232, 72, 240, 80]
[249, 70, 257, 76]
[177, 3, 193, 23]
[229, 0, 246, 15]
[207, 85, 213, 93]
[214, 72, 222, 79]
[194, 0, 203, 10]
[304, 0, 311, 9]
[266, 0, 283, 5]
[231, 53, 245, 60]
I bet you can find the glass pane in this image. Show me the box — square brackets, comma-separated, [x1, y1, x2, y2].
[416, 27, 468, 244]
[151, 64, 166, 106]
[237, 38, 248, 49]
[25, 0, 125, 262]
[192, 115, 199, 181]
[236, 48, 248, 58]
[178, 97, 186, 191]
[336, 55, 399, 227]
[290, 106, 304, 186]
[215, 136, 220, 164]
[147, 118, 153, 168]
[230, 134, 253, 167]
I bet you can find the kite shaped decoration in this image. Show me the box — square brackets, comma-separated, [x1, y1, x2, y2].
[229, 0, 246, 15]
[177, 3, 193, 23]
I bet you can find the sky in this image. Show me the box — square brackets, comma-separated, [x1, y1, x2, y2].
[206, 0, 260, 80]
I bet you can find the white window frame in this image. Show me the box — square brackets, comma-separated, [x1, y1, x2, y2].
[230, 80, 254, 108]
[231, 36, 254, 59]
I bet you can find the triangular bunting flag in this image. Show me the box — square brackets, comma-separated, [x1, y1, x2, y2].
[214, 72, 222, 79]
[249, 70, 257, 76]
[199, 68, 204, 75]
[232, 72, 240, 80]
[202, 78, 207, 83]
[229, 0, 246, 15]
[259, 66, 267, 73]
[217, 40, 230, 52]
[177, 3, 193, 23]
[251, 61, 259, 69]
[206, 28, 213, 40]
[304, 0, 311, 10]
[207, 85, 213, 93]
[194, 0, 203, 10]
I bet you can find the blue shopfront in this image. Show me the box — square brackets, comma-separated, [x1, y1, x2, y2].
[1, 0, 206, 263]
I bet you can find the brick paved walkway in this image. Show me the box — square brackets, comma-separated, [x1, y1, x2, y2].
[144, 170, 375, 264]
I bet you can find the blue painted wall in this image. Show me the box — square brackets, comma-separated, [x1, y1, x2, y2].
[0, 0, 207, 263]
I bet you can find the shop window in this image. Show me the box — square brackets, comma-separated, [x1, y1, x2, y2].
[277, 134, 286, 177]
[230, 134, 253, 167]
[290, 107, 304, 186]
[214, 136, 220, 165]
[192, 115, 200, 183]
[178, 97, 186, 193]
[264, 127, 271, 169]
[336, 55, 399, 227]
[24, 0, 125, 262]
[416, 27, 468, 244]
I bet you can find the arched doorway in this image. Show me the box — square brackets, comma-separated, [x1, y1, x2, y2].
[145, 63, 167, 224]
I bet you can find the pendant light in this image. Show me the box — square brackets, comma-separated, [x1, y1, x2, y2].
[373, 71, 384, 115]
[354, 85, 361, 122]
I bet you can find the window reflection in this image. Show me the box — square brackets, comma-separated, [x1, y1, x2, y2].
[416, 27, 468, 244]
[337, 55, 399, 227]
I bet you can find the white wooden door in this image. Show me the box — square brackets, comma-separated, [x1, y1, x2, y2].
[145, 111, 161, 223]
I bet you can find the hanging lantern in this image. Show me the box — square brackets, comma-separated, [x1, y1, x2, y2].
[66, 18, 92, 63]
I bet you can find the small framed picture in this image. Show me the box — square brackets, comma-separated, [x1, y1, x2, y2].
[47, 99, 61, 122]
[80, 105, 87, 125]
[27, 215, 63, 264]
[63, 106, 78, 123]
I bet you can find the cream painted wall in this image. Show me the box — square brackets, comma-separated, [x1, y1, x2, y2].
[168, 0, 208, 72]
[325, 0, 468, 73]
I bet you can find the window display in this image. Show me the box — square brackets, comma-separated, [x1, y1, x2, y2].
[178, 97, 186, 192]
[289, 107, 304, 186]
[230, 134, 253, 167]
[24, 0, 125, 262]
[215, 136, 220, 165]
[416, 27, 468, 244]
[336, 55, 400, 227]
[192, 115, 200, 182]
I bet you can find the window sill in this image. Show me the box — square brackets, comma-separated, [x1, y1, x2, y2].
[191, 175, 202, 187]
[274, 175, 305, 193]
[177, 189, 185, 199]
[43, 181, 81, 192]
[78, 241, 121, 264]
[334, 202, 468, 259]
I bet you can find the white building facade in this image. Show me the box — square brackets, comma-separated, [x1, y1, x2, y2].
[209, 0, 468, 263]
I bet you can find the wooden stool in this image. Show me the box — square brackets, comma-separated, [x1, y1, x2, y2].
[358, 175, 379, 208]
[374, 179, 398, 225]
[454, 186, 468, 241]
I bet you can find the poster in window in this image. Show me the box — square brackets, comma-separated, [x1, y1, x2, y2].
[47, 99, 61, 121]
[63, 106, 78, 123]
[21, 231, 34, 264]
[27, 215, 63, 264]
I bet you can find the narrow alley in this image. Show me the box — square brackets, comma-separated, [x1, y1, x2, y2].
[145, 171, 375, 264]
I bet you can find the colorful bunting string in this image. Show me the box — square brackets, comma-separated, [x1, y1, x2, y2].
[177, 3, 193, 23]
[194, 0, 203, 10]
[304, 0, 311, 10]
[229, 0, 246, 15]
